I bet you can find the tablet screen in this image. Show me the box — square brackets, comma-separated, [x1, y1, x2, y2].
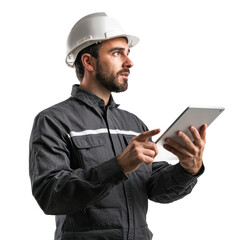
[155, 106, 224, 146]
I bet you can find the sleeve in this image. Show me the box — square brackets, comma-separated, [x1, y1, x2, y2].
[29, 113, 127, 215]
[146, 161, 204, 203]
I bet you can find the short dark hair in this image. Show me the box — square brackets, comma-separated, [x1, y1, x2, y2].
[74, 43, 101, 82]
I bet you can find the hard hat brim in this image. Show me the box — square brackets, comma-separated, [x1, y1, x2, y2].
[66, 34, 139, 67]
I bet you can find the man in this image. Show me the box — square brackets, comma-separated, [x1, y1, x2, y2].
[29, 12, 206, 240]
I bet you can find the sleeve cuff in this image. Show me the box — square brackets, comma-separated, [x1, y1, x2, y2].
[173, 163, 205, 184]
[95, 157, 128, 186]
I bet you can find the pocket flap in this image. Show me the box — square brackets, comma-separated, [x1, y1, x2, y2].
[72, 135, 105, 149]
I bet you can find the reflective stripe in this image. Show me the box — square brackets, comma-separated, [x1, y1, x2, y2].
[69, 129, 108, 137]
[69, 128, 140, 138]
[109, 129, 139, 136]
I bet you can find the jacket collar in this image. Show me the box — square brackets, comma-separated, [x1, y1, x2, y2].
[71, 84, 119, 109]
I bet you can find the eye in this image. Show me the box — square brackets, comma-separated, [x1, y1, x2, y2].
[113, 51, 120, 56]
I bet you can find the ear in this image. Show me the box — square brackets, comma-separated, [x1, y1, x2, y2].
[81, 53, 95, 72]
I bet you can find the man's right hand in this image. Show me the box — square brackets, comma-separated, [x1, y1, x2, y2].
[117, 129, 160, 174]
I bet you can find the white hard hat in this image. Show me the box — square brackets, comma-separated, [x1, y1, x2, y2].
[66, 12, 140, 67]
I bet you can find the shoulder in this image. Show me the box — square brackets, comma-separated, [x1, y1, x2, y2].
[32, 97, 81, 133]
[36, 96, 87, 120]
[38, 97, 75, 116]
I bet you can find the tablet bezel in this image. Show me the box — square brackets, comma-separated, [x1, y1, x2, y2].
[155, 106, 225, 146]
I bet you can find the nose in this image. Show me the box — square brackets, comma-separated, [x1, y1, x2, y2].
[123, 55, 134, 68]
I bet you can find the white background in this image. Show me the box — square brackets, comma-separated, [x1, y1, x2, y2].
[1, 0, 239, 239]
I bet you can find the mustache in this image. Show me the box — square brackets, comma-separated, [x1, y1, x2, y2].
[117, 69, 130, 75]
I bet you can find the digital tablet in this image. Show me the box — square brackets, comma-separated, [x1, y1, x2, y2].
[155, 106, 225, 146]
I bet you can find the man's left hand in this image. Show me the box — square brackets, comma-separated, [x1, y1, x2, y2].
[163, 124, 207, 175]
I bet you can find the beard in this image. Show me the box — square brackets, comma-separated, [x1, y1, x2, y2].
[95, 59, 129, 93]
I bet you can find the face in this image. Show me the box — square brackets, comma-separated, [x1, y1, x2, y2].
[94, 38, 134, 93]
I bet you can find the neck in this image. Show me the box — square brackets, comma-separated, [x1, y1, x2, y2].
[79, 80, 111, 105]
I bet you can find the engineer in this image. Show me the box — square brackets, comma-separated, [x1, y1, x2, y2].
[29, 12, 206, 240]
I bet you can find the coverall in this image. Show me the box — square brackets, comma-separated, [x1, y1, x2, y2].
[29, 85, 204, 240]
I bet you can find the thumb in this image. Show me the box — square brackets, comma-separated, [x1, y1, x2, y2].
[135, 129, 160, 142]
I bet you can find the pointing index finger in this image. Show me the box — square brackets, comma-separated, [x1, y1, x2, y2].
[135, 129, 161, 142]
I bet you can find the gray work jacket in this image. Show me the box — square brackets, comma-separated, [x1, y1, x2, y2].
[29, 85, 203, 240]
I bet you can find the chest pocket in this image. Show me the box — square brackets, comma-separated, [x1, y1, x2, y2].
[71, 135, 107, 170]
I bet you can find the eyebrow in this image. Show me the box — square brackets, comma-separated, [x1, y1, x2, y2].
[108, 47, 130, 54]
